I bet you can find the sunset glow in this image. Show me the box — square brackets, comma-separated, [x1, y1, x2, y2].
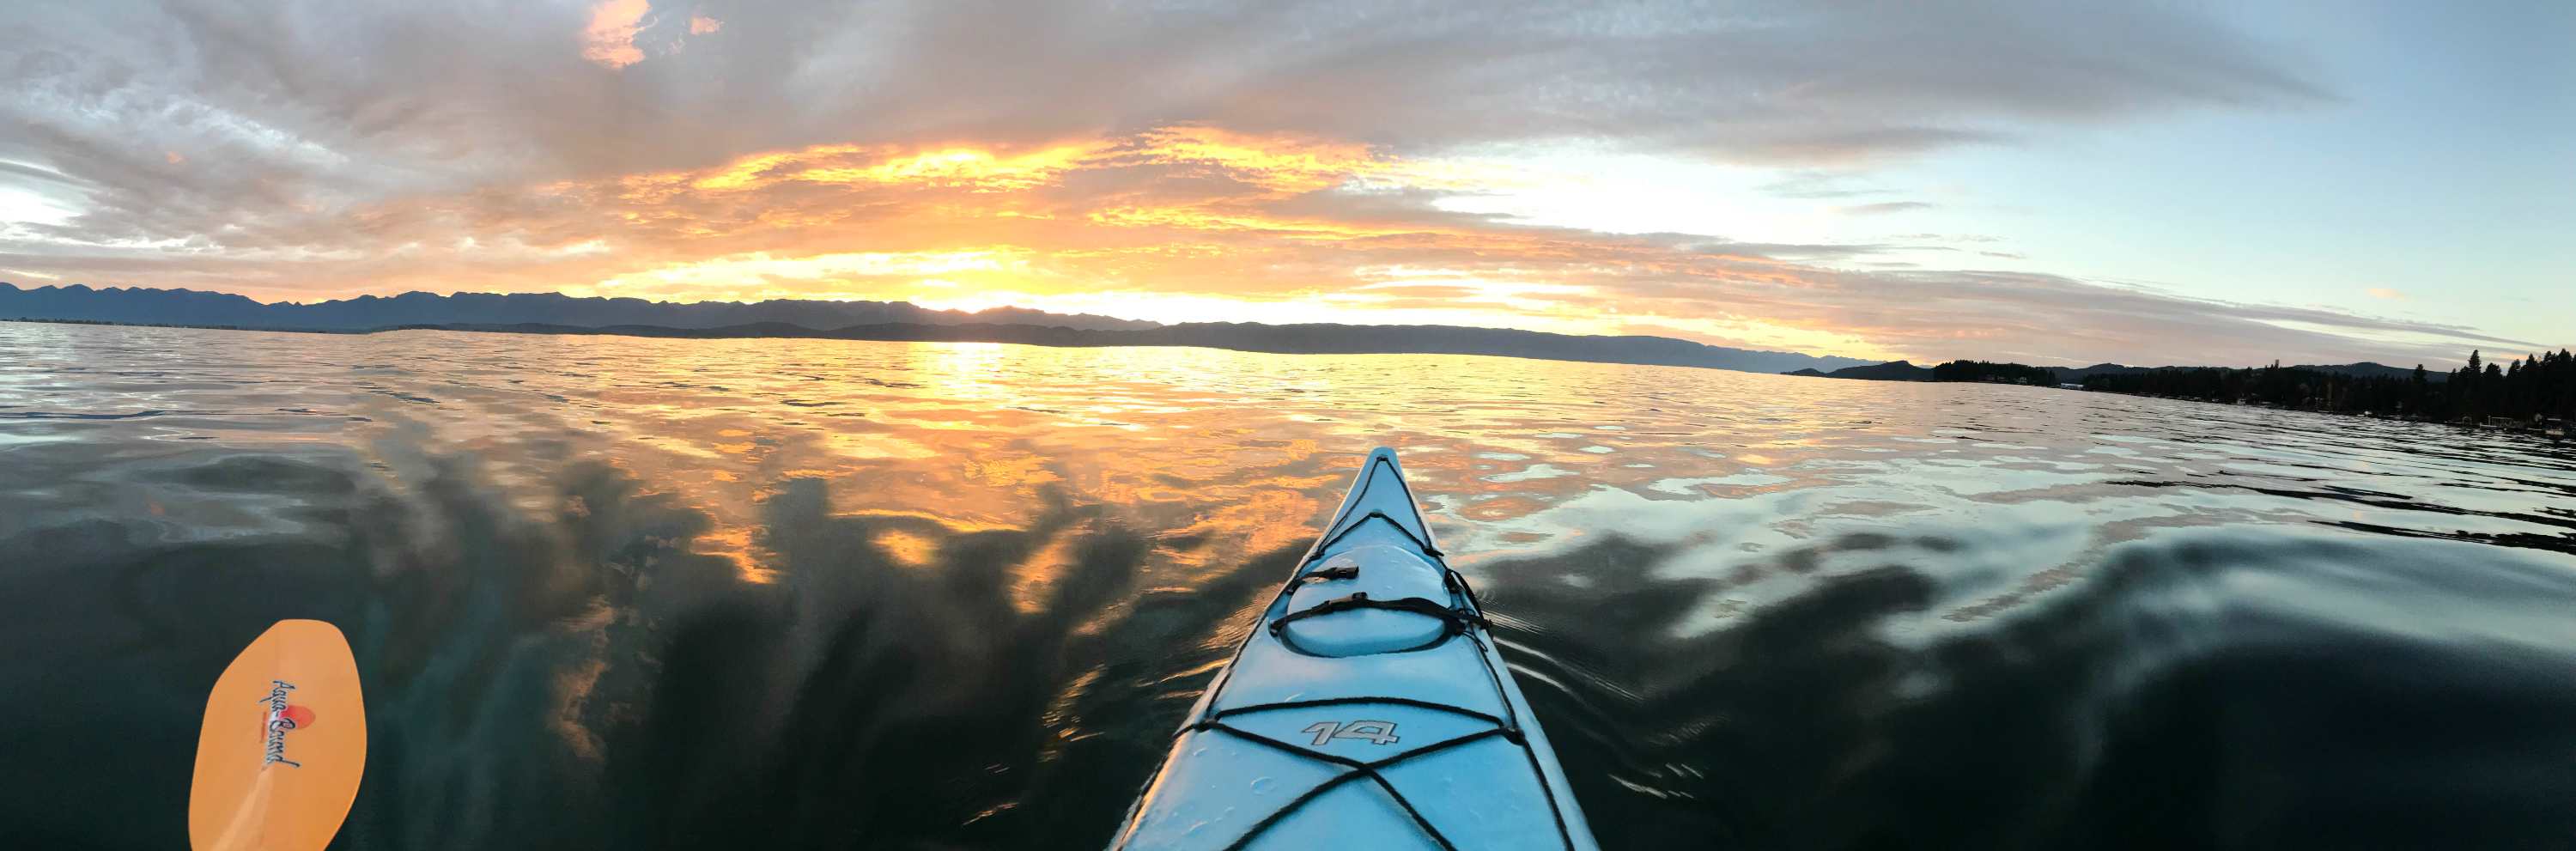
[3, 1, 2565, 367]
[526, 128, 1907, 350]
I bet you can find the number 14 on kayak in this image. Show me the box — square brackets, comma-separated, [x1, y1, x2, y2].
[1111, 447, 1601, 850]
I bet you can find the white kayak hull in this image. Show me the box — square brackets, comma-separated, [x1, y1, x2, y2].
[1110, 447, 1601, 850]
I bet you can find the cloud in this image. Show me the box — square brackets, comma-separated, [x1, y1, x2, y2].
[2366, 287, 2407, 300]
[1757, 172, 1891, 199]
[0, 125, 2514, 368]
[2, 1, 2327, 203]
[7, 0, 2470, 367]
[1838, 201, 1935, 216]
[0, 1, 2330, 254]
[581, 0, 652, 68]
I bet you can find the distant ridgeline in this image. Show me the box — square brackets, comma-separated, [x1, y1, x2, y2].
[0, 283, 1876, 375]
[2080, 351, 2576, 425]
[1783, 359, 2075, 384]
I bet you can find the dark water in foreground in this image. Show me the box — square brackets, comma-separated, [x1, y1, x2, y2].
[4, 321, 2575, 849]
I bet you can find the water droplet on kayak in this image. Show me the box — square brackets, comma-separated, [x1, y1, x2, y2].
[1249, 776, 1276, 795]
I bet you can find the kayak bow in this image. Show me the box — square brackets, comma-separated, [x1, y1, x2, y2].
[1111, 447, 1599, 850]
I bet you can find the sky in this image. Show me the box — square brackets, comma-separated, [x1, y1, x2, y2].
[1, 0, 2567, 367]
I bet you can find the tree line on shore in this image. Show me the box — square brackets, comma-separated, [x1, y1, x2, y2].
[1929, 360, 2058, 385]
[2081, 350, 2576, 425]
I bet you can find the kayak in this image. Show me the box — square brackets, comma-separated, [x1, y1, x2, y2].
[1110, 447, 1600, 850]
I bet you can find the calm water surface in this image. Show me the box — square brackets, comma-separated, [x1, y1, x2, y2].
[5, 322, 2575, 849]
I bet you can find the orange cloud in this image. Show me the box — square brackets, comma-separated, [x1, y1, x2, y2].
[447, 129, 1912, 356]
[677, 144, 1097, 193]
[580, 0, 649, 69]
[19, 122, 2504, 368]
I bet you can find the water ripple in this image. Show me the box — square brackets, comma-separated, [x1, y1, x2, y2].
[2, 321, 2573, 848]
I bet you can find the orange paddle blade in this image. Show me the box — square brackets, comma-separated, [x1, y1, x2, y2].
[189, 619, 366, 851]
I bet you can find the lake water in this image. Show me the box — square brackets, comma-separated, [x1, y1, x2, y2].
[5, 321, 2574, 849]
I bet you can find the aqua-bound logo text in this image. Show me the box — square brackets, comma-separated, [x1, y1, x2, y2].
[258, 679, 316, 769]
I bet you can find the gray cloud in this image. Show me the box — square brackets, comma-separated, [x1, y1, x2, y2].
[3, 0, 2327, 246]
[1815, 271, 2537, 367]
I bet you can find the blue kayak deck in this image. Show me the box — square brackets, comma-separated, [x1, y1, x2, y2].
[1112, 448, 1599, 850]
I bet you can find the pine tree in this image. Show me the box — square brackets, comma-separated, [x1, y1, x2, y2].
[2076, 347, 2571, 434]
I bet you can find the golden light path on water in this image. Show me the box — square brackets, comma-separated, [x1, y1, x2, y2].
[319, 332, 1965, 603]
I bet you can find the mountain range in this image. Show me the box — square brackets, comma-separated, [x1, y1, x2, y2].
[1, 283, 1877, 375]
[0, 283, 1158, 331]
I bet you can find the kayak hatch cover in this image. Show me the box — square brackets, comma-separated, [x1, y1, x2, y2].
[1109, 447, 1601, 850]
